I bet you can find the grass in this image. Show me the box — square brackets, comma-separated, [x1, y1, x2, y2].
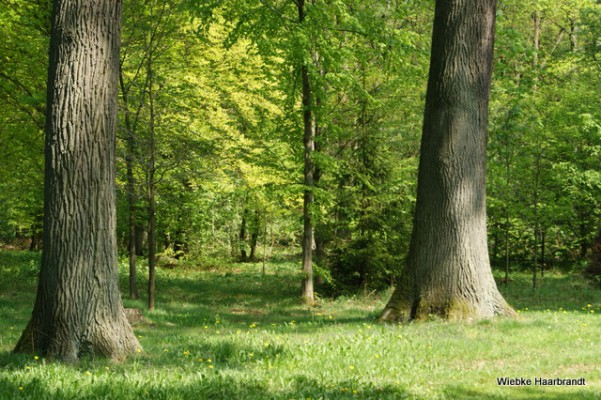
[1, 250, 601, 399]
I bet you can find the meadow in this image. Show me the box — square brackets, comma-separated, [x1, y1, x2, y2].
[1, 250, 600, 399]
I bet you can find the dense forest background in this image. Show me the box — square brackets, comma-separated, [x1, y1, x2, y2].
[1, 0, 600, 294]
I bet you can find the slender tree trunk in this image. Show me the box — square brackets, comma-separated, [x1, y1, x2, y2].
[585, 227, 601, 288]
[313, 94, 325, 285]
[531, 10, 541, 289]
[301, 61, 315, 303]
[119, 70, 139, 300]
[492, 224, 499, 262]
[504, 223, 510, 284]
[503, 113, 511, 284]
[262, 214, 268, 275]
[249, 210, 260, 261]
[29, 220, 42, 251]
[532, 176, 540, 289]
[14, 0, 139, 361]
[239, 206, 248, 262]
[127, 150, 138, 299]
[135, 224, 147, 256]
[148, 182, 156, 310]
[533, 11, 541, 69]
[147, 52, 157, 311]
[579, 222, 589, 260]
[532, 228, 538, 289]
[569, 18, 577, 53]
[29, 231, 37, 251]
[380, 0, 514, 322]
[298, 0, 314, 303]
[540, 229, 546, 276]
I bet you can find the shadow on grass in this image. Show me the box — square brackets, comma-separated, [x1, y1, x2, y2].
[132, 269, 377, 330]
[1, 350, 598, 400]
[0, 351, 29, 370]
[0, 372, 411, 400]
[444, 385, 599, 400]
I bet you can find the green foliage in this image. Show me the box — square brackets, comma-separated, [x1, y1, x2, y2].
[116, 1, 292, 263]
[179, 0, 431, 290]
[328, 236, 399, 294]
[2, 0, 601, 292]
[488, 0, 601, 270]
[0, 0, 48, 243]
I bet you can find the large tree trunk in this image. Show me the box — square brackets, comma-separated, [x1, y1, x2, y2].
[14, 0, 140, 361]
[381, 0, 514, 322]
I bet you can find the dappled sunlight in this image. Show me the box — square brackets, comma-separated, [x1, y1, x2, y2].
[2, 251, 601, 398]
[111, 266, 601, 399]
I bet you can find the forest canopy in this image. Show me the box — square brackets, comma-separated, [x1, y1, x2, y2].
[1, 0, 600, 295]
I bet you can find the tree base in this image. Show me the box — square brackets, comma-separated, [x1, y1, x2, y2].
[380, 294, 516, 323]
[14, 311, 140, 363]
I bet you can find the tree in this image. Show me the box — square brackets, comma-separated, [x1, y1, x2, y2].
[190, 0, 323, 301]
[316, 1, 431, 294]
[380, 0, 515, 322]
[14, 0, 140, 361]
[119, 0, 193, 309]
[486, 0, 601, 273]
[297, 0, 316, 303]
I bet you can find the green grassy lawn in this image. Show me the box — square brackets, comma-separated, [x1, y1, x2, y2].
[1, 250, 601, 399]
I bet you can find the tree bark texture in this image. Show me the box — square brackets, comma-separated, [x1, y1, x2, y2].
[14, 0, 140, 361]
[381, 0, 514, 322]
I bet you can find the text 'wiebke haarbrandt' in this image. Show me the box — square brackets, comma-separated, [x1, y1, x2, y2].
[497, 377, 586, 386]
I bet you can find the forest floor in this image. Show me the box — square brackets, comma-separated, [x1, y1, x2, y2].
[1, 250, 601, 399]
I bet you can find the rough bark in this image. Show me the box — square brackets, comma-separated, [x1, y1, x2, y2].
[381, 0, 514, 322]
[14, 0, 140, 361]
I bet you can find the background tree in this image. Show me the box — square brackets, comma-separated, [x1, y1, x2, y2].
[318, 0, 431, 294]
[0, 0, 49, 247]
[488, 0, 601, 277]
[381, 0, 515, 322]
[14, 0, 140, 361]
